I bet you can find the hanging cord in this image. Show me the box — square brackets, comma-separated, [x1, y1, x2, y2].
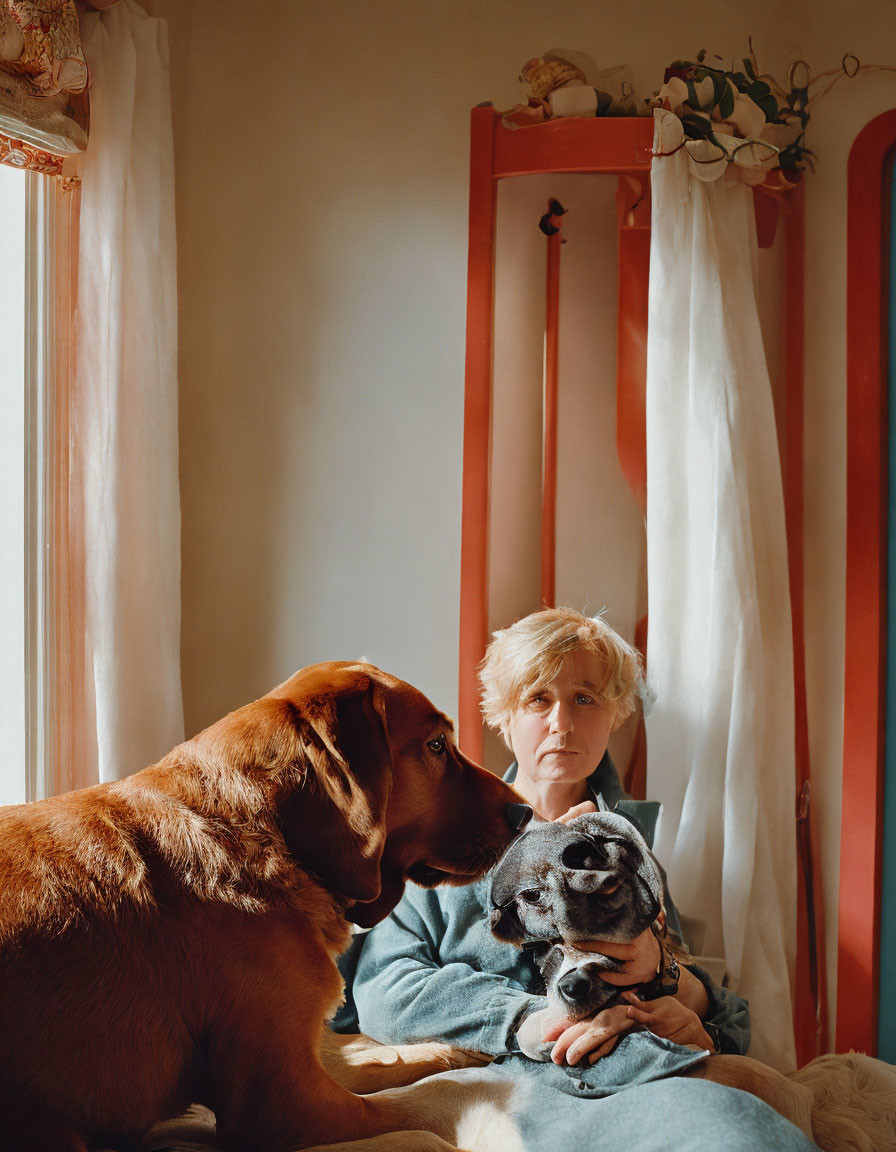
[744, 37, 896, 121]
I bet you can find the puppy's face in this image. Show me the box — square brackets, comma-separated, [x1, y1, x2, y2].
[536, 942, 625, 1020]
[488, 812, 663, 946]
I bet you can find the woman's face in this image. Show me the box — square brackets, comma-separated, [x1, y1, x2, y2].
[505, 650, 616, 789]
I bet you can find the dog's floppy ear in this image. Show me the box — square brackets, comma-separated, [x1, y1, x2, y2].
[277, 669, 393, 904]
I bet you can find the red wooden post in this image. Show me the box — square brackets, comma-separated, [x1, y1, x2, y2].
[838, 110, 896, 1055]
[777, 179, 829, 1062]
[458, 108, 499, 760]
[541, 223, 562, 608]
[615, 174, 650, 516]
[615, 173, 651, 800]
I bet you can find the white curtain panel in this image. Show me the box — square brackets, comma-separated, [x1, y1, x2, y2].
[644, 111, 797, 1070]
[71, 0, 182, 784]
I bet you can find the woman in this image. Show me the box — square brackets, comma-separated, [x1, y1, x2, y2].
[334, 608, 817, 1150]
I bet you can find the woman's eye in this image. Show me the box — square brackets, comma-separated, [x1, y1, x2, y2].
[427, 735, 446, 754]
[519, 889, 542, 905]
[575, 694, 594, 706]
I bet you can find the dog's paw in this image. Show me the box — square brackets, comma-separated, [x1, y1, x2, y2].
[435, 1044, 493, 1070]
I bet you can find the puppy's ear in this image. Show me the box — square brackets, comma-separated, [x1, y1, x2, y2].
[533, 941, 561, 981]
[490, 901, 525, 943]
[279, 671, 393, 904]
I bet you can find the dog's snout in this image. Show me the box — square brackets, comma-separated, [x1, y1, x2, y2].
[505, 803, 534, 832]
[557, 969, 594, 1007]
[560, 838, 605, 871]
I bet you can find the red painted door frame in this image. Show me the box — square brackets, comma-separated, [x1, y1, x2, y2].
[838, 108, 896, 1056]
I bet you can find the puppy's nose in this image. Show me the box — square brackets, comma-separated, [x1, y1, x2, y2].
[505, 803, 534, 832]
[557, 970, 594, 1007]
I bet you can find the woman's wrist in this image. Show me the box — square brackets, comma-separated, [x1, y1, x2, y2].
[634, 934, 681, 999]
[674, 963, 711, 1018]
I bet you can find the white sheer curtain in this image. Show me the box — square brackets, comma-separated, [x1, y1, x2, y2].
[644, 111, 797, 1071]
[67, 0, 182, 786]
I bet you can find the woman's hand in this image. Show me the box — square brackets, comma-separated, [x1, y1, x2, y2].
[543, 1004, 636, 1065]
[574, 928, 663, 986]
[516, 1002, 632, 1064]
[515, 1005, 573, 1061]
[621, 991, 713, 1050]
[545, 993, 713, 1066]
[554, 800, 597, 824]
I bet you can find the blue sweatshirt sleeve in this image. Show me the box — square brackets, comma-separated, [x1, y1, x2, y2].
[350, 882, 543, 1056]
[685, 963, 751, 1055]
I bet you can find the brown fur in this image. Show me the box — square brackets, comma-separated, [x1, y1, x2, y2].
[0, 661, 525, 1152]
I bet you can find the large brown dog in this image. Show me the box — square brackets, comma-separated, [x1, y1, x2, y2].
[0, 661, 530, 1152]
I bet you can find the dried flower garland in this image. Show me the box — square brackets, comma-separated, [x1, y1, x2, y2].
[499, 43, 896, 184]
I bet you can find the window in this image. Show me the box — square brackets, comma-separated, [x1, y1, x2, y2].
[0, 164, 27, 806]
[0, 166, 60, 806]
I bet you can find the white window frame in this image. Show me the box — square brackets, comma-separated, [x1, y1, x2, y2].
[24, 172, 64, 803]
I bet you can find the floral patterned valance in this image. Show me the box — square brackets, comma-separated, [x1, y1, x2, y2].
[0, 0, 96, 175]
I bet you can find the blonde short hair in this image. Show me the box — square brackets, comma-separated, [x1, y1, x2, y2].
[478, 607, 643, 738]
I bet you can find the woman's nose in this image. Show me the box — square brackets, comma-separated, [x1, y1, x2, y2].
[549, 700, 572, 733]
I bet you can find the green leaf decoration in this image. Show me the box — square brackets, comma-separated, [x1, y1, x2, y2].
[717, 83, 735, 120]
[746, 80, 778, 121]
[710, 69, 728, 105]
[681, 113, 715, 139]
[779, 134, 813, 171]
[743, 57, 756, 80]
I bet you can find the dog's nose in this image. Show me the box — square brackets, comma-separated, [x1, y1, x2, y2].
[557, 970, 594, 1007]
[505, 803, 534, 832]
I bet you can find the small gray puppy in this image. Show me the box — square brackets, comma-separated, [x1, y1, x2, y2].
[489, 810, 677, 1059]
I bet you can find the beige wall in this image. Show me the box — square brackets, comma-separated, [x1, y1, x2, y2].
[145, 0, 896, 1041]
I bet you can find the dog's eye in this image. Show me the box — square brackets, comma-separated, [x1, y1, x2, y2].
[519, 889, 542, 905]
[427, 735, 446, 754]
